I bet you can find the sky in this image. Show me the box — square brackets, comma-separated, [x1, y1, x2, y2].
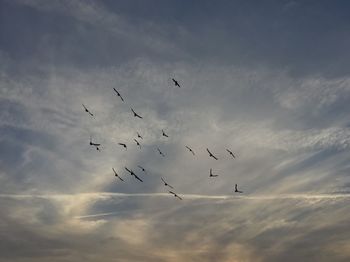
[1, 0, 350, 261]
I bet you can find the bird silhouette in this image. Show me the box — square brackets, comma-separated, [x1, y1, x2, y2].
[209, 168, 218, 177]
[185, 146, 195, 155]
[161, 177, 174, 189]
[131, 108, 143, 119]
[125, 167, 143, 182]
[134, 139, 141, 149]
[137, 132, 143, 139]
[172, 78, 181, 88]
[226, 149, 236, 159]
[162, 129, 169, 138]
[137, 165, 146, 173]
[169, 191, 182, 200]
[206, 148, 218, 160]
[234, 184, 243, 193]
[82, 104, 93, 117]
[118, 143, 127, 150]
[113, 88, 124, 102]
[89, 136, 100, 146]
[112, 168, 124, 181]
[89, 136, 100, 151]
[157, 147, 165, 157]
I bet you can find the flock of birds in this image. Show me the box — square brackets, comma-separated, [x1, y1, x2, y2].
[83, 78, 243, 200]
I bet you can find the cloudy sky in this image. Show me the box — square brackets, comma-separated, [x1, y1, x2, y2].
[1, 0, 350, 261]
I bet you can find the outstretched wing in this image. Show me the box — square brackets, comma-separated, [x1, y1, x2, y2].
[133, 174, 143, 182]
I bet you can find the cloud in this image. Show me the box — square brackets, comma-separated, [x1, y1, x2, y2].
[1, 192, 350, 261]
[1, 0, 350, 261]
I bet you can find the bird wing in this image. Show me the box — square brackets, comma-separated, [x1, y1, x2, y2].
[125, 167, 132, 173]
[112, 168, 117, 175]
[133, 174, 143, 182]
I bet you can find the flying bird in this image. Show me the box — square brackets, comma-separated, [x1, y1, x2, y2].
[89, 136, 100, 147]
[112, 168, 124, 181]
[161, 177, 174, 189]
[82, 104, 93, 117]
[185, 146, 195, 155]
[234, 184, 243, 193]
[134, 139, 141, 149]
[162, 129, 169, 138]
[157, 147, 165, 157]
[137, 165, 146, 173]
[209, 168, 218, 177]
[89, 136, 100, 151]
[206, 148, 218, 160]
[113, 88, 124, 102]
[137, 132, 143, 139]
[226, 149, 236, 159]
[131, 108, 143, 119]
[172, 78, 181, 88]
[118, 143, 127, 150]
[169, 191, 182, 200]
[125, 167, 143, 182]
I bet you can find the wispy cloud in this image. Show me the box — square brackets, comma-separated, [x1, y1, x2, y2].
[1, 0, 350, 261]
